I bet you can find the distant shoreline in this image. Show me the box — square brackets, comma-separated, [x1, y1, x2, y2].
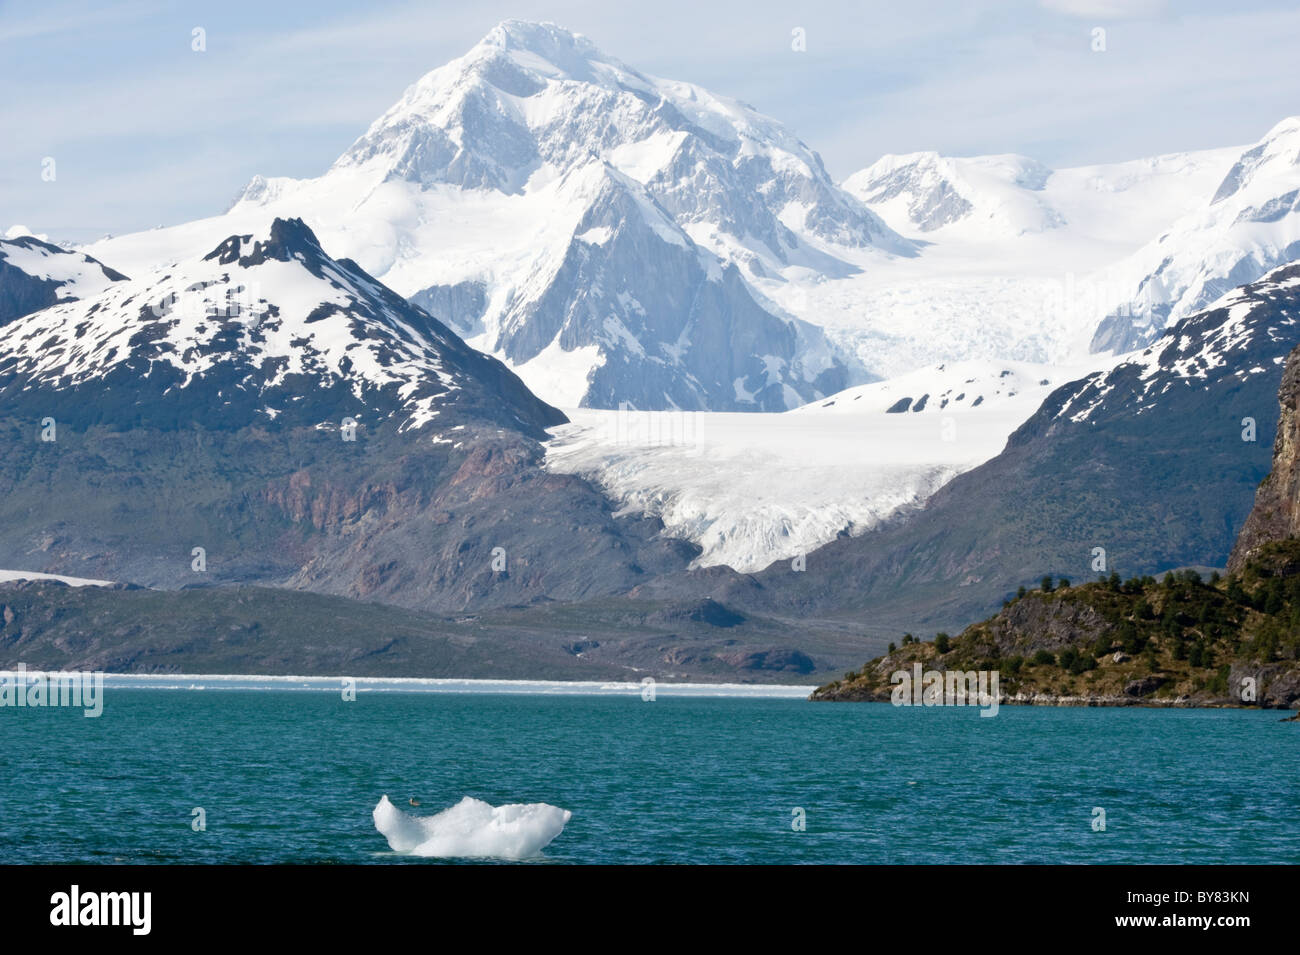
[84, 673, 815, 698]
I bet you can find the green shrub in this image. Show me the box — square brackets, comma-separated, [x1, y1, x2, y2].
[1208, 665, 1230, 696]
[1069, 654, 1096, 675]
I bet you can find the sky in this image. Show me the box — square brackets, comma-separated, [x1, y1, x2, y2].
[2, 0, 1299, 243]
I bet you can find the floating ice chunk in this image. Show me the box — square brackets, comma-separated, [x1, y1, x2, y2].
[372, 794, 572, 860]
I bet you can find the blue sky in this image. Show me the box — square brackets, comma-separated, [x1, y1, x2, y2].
[3, 0, 1299, 242]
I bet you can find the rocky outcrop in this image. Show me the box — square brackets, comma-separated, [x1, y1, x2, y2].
[810, 575, 1300, 709]
[1229, 342, 1300, 571]
[977, 593, 1112, 655]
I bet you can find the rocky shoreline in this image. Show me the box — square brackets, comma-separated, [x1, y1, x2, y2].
[809, 684, 1297, 710]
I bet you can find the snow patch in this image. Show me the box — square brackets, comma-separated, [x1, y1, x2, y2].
[510, 338, 605, 407]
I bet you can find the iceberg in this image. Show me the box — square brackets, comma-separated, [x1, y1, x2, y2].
[372, 794, 572, 860]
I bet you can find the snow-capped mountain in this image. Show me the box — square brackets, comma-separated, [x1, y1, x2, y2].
[328, 20, 908, 265]
[453, 159, 853, 411]
[1091, 117, 1300, 353]
[0, 216, 716, 612]
[1050, 260, 1300, 426]
[71, 21, 1300, 414]
[846, 147, 1241, 245]
[0, 234, 127, 325]
[845, 152, 1063, 236]
[0, 217, 562, 437]
[88, 20, 900, 412]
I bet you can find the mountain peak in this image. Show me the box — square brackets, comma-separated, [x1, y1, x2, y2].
[202, 217, 324, 268]
[1261, 114, 1300, 145]
[459, 19, 635, 91]
[478, 19, 600, 60]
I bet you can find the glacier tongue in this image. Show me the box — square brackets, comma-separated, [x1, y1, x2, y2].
[543, 358, 1109, 572]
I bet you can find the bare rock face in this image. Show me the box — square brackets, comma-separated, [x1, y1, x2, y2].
[1229, 663, 1300, 708]
[1229, 342, 1300, 571]
[979, 593, 1111, 654]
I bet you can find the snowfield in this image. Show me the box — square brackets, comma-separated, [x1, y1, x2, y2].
[793, 146, 1244, 377]
[0, 569, 113, 587]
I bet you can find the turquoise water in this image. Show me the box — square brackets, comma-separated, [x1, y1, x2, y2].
[3, 690, 1297, 864]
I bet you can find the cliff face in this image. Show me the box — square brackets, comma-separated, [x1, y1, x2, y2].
[1229, 342, 1300, 572]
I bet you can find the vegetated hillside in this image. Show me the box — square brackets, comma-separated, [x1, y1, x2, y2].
[812, 553, 1300, 708]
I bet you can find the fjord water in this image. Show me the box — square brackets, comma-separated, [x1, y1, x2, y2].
[3, 689, 1296, 864]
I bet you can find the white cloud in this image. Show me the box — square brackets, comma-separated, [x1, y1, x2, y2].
[4, 224, 48, 240]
